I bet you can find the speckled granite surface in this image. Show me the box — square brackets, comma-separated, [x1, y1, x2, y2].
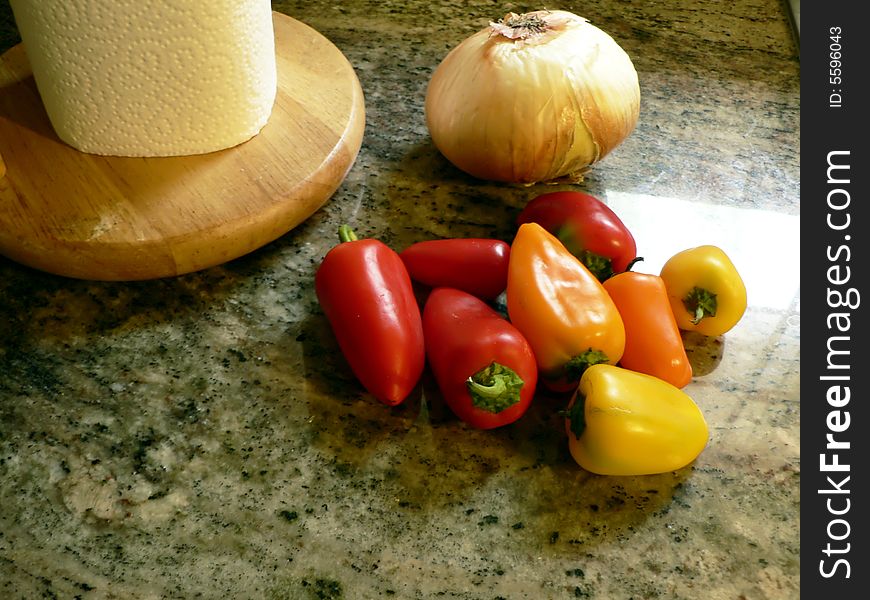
[0, 1, 799, 598]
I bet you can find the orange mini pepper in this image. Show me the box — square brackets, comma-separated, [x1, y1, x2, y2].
[507, 223, 625, 392]
[603, 271, 692, 388]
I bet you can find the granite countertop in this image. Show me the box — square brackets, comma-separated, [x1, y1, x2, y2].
[0, 1, 800, 598]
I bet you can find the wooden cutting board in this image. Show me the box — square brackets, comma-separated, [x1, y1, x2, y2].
[0, 12, 365, 281]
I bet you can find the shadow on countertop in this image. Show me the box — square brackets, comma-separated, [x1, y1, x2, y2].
[0, 1, 20, 52]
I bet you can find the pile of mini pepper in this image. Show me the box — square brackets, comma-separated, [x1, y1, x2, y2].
[315, 191, 747, 476]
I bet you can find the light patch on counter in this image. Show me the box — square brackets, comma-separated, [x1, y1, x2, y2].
[604, 192, 800, 311]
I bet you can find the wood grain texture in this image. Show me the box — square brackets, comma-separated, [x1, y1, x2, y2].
[0, 12, 365, 280]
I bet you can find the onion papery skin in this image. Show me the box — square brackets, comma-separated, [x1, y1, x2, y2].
[425, 10, 640, 184]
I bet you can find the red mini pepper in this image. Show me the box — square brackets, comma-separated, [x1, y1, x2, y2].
[422, 287, 537, 429]
[517, 190, 639, 281]
[315, 225, 425, 405]
[400, 238, 510, 300]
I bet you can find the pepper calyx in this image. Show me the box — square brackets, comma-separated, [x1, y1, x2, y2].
[567, 393, 587, 439]
[564, 349, 609, 382]
[554, 228, 614, 282]
[580, 250, 614, 282]
[466, 361, 524, 413]
[682, 286, 718, 324]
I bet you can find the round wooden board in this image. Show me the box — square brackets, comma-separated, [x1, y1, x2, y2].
[0, 12, 365, 281]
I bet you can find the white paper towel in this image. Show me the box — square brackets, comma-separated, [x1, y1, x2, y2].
[9, 0, 278, 157]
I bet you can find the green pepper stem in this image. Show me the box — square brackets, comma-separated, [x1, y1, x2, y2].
[466, 362, 524, 413]
[567, 393, 587, 439]
[682, 286, 718, 325]
[581, 250, 614, 282]
[564, 349, 609, 382]
[338, 225, 359, 243]
[624, 256, 644, 272]
[555, 227, 613, 282]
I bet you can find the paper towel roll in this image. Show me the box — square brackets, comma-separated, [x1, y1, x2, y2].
[9, 0, 277, 157]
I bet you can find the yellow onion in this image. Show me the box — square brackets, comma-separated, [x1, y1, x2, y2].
[425, 10, 640, 184]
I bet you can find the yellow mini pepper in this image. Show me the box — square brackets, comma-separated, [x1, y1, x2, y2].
[660, 245, 747, 336]
[507, 223, 625, 392]
[565, 364, 709, 475]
